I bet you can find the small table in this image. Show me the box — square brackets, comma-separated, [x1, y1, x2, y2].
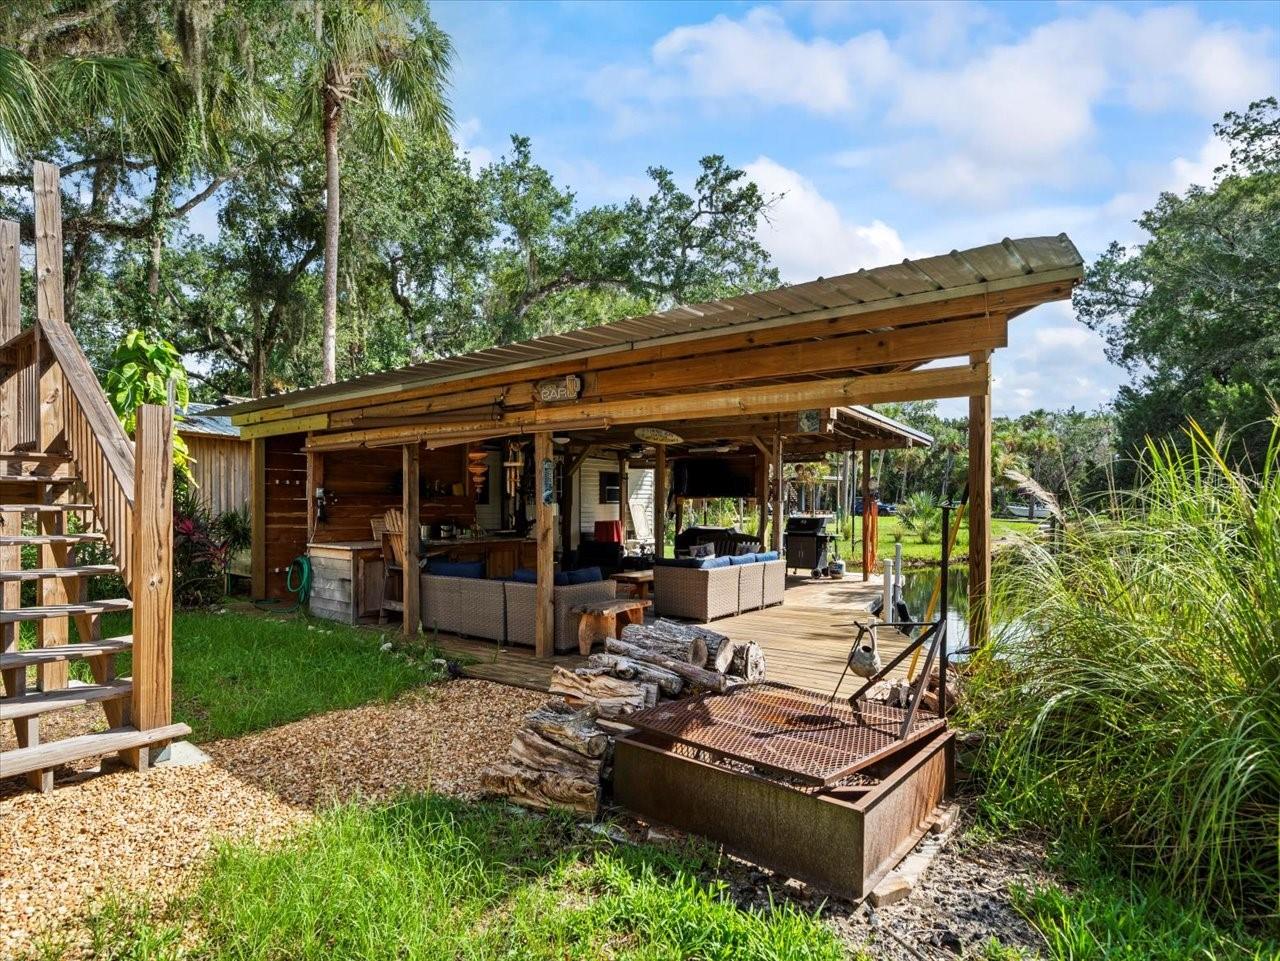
[572, 598, 652, 656]
[612, 569, 655, 601]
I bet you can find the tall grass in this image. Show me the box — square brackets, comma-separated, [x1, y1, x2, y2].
[966, 420, 1279, 930]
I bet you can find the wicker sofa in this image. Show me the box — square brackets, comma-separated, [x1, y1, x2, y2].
[653, 552, 784, 622]
[419, 572, 615, 652]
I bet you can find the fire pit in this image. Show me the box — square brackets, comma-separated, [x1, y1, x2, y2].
[613, 683, 953, 897]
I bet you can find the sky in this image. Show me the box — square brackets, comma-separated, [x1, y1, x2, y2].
[419, 0, 1279, 418]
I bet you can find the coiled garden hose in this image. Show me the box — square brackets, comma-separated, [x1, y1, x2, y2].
[253, 555, 312, 613]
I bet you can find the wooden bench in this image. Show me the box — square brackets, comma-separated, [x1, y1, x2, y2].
[571, 598, 652, 656]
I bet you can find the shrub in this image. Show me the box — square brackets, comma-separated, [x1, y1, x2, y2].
[965, 420, 1280, 929]
[897, 492, 942, 544]
[173, 481, 230, 608]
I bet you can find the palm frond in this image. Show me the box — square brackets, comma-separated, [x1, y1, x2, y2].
[1002, 468, 1064, 521]
[0, 46, 54, 154]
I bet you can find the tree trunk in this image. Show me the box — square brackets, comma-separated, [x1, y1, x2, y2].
[548, 665, 646, 718]
[523, 702, 609, 757]
[729, 640, 767, 681]
[479, 761, 598, 815]
[322, 90, 341, 385]
[703, 633, 739, 673]
[619, 619, 714, 665]
[147, 161, 173, 300]
[604, 638, 730, 693]
[586, 653, 684, 696]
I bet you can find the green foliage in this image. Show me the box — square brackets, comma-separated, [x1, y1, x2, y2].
[896, 492, 943, 544]
[1076, 98, 1279, 474]
[104, 329, 190, 471]
[964, 419, 1280, 928]
[212, 505, 252, 553]
[85, 794, 848, 961]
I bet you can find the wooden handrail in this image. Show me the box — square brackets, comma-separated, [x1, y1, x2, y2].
[36, 317, 137, 585]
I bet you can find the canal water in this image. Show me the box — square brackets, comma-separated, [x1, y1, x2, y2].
[898, 566, 972, 657]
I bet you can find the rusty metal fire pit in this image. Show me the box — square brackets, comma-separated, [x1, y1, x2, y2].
[624, 681, 945, 786]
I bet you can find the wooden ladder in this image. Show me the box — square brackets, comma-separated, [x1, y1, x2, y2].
[0, 163, 189, 793]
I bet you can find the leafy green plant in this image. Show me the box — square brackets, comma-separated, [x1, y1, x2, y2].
[212, 505, 252, 553]
[897, 492, 943, 544]
[965, 419, 1280, 928]
[105, 329, 191, 472]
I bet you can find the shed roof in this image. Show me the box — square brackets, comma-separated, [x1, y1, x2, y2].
[177, 402, 241, 439]
[215, 234, 1082, 419]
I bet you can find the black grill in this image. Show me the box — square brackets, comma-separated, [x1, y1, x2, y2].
[785, 515, 834, 570]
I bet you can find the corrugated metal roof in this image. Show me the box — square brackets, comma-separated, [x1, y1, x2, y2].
[177, 403, 242, 439]
[216, 234, 1082, 418]
[840, 406, 933, 447]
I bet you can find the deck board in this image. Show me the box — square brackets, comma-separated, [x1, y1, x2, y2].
[427, 574, 921, 696]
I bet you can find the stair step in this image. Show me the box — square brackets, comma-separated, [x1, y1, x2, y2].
[0, 532, 106, 546]
[0, 678, 132, 721]
[0, 564, 119, 582]
[0, 722, 191, 779]
[0, 451, 71, 464]
[0, 504, 94, 513]
[0, 475, 74, 485]
[0, 598, 132, 623]
[0, 637, 132, 670]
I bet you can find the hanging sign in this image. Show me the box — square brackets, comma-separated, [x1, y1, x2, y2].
[797, 409, 822, 433]
[536, 374, 582, 403]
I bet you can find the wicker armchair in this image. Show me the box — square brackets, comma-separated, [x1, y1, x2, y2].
[420, 574, 506, 642]
[503, 579, 617, 652]
[653, 563, 740, 622]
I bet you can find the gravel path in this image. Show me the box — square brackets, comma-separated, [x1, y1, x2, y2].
[0, 678, 540, 956]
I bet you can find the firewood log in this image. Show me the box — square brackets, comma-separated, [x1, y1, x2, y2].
[522, 705, 609, 758]
[729, 641, 766, 681]
[509, 728, 602, 778]
[549, 666, 647, 717]
[587, 653, 684, 696]
[603, 638, 730, 693]
[479, 761, 598, 815]
[703, 633, 740, 673]
[619, 620, 710, 665]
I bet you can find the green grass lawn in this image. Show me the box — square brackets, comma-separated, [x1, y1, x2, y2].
[80, 794, 853, 961]
[830, 515, 1032, 565]
[83, 608, 431, 741]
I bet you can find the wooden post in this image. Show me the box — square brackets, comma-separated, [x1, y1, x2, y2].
[861, 447, 872, 581]
[130, 404, 174, 735]
[968, 350, 993, 647]
[653, 443, 666, 559]
[250, 438, 266, 599]
[770, 433, 783, 553]
[0, 220, 18, 446]
[755, 447, 768, 547]
[534, 431, 555, 657]
[560, 448, 575, 561]
[616, 450, 630, 539]
[402, 443, 420, 637]
[33, 162, 64, 324]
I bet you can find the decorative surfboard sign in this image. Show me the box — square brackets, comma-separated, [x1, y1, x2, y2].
[542, 457, 556, 505]
[635, 426, 683, 445]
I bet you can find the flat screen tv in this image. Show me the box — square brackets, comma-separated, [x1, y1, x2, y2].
[673, 456, 756, 498]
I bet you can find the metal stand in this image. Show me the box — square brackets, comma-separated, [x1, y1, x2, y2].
[829, 505, 951, 738]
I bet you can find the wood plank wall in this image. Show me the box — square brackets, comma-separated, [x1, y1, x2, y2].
[263, 433, 308, 598]
[184, 435, 250, 517]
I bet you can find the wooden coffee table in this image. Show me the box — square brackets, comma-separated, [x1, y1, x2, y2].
[571, 598, 652, 656]
[612, 569, 655, 601]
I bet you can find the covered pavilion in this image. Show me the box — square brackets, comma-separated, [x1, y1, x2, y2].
[216, 234, 1083, 657]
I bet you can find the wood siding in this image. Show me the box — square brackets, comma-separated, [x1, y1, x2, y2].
[184, 435, 250, 517]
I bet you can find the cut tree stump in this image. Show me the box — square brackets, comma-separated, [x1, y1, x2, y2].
[703, 633, 739, 672]
[729, 641, 767, 681]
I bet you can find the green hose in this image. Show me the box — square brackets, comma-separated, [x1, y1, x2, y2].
[254, 555, 312, 613]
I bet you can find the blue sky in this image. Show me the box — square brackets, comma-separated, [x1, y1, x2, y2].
[423, 0, 1279, 417]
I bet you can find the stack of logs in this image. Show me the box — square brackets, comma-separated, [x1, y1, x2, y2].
[480, 620, 765, 815]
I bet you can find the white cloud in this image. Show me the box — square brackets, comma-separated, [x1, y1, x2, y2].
[744, 156, 908, 280]
[650, 7, 896, 114]
[455, 117, 494, 168]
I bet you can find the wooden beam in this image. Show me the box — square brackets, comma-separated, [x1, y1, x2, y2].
[238, 413, 329, 440]
[33, 162, 63, 323]
[130, 404, 174, 734]
[968, 350, 993, 648]
[402, 443, 420, 638]
[0, 219, 19, 762]
[771, 434, 783, 553]
[653, 443, 667, 559]
[861, 447, 872, 581]
[534, 432, 554, 657]
[0, 221, 18, 454]
[302, 365, 986, 451]
[250, 438, 266, 598]
[617, 450, 630, 539]
[589, 314, 1007, 398]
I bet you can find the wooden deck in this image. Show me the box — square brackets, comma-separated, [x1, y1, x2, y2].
[436, 574, 915, 696]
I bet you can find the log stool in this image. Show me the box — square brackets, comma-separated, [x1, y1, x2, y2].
[571, 599, 652, 656]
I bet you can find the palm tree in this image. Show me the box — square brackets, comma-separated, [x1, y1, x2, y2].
[300, 0, 453, 384]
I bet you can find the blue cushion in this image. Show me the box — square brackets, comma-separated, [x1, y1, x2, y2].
[554, 571, 570, 586]
[512, 567, 537, 583]
[729, 552, 758, 566]
[655, 557, 702, 568]
[757, 550, 780, 562]
[567, 566, 603, 584]
[427, 560, 485, 579]
[702, 555, 733, 569]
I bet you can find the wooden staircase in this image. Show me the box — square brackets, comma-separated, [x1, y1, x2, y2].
[0, 162, 189, 793]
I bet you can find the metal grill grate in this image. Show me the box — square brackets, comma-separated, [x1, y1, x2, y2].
[625, 682, 945, 786]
